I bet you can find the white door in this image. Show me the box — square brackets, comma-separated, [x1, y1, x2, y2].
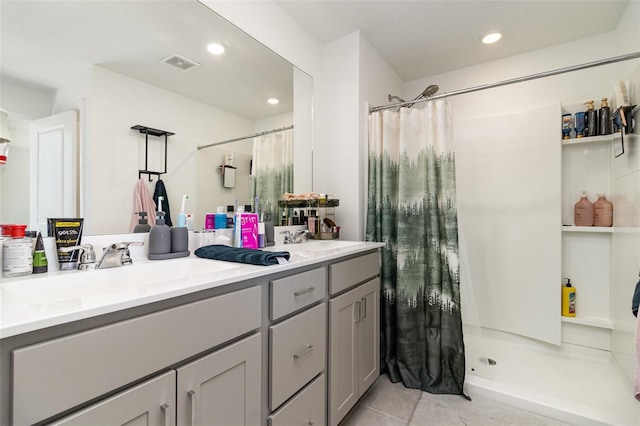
[30, 110, 78, 234]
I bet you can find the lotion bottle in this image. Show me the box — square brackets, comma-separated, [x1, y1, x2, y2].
[574, 191, 594, 226]
[593, 193, 613, 227]
[2, 225, 32, 277]
[562, 279, 576, 317]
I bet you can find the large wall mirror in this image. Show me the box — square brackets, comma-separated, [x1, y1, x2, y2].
[0, 0, 313, 235]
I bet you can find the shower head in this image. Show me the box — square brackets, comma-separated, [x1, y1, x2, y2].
[419, 84, 439, 99]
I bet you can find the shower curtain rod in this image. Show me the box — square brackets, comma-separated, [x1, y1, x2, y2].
[197, 125, 294, 150]
[370, 52, 640, 112]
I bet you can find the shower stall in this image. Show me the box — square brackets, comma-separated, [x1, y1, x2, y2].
[376, 53, 640, 425]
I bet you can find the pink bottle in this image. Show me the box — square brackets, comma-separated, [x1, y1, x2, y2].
[593, 193, 613, 227]
[574, 191, 593, 226]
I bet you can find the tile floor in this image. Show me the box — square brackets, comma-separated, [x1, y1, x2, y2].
[340, 374, 568, 426]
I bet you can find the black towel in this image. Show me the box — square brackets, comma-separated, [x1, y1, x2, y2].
[632, 277, 640, 317]
[153, 179, 173, 226]
[195, 245, 290, 266]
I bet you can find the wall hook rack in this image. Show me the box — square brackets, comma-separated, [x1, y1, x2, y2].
[132, 125, 174, 181]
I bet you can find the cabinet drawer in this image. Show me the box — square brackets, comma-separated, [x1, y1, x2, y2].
[329, 252, 380, 295]
[270, 303, 326, 410]
[270, 267, 326, 320]
[268, 373, 326, 426]
[13, 286, 261, 426]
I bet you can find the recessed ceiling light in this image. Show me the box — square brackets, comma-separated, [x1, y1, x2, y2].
[207, 43, 225, 55]
[481, 31, 503, 44]
[267, 98, 280, 105]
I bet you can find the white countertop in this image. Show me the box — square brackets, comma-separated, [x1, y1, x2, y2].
[0, 240, 384, 339]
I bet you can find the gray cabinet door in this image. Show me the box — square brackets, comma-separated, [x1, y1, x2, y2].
[329, 286, 359, 426]
[357, 278, 380, 396]
[176, 333, 261, 426]
[49, 371, 176, 426]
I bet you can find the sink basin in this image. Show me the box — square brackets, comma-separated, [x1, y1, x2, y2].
[267, 240, 363, 253]
[1, 257, 237, 306]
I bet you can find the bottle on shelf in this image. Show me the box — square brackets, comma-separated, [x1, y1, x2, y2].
[593, 193, 613, 227]
[584, 100, 598, 137]
[574, 191, 594, 226]
[562, 279, 576, 317]
[598, 98, 612, 135]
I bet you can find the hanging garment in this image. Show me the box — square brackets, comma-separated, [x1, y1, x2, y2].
[129, 179, 156, 232]
[366, 100, 466, 396]
[153, 179, 173, 227]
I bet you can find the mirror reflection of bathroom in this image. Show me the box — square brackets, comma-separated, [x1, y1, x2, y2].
[0, 0, 313, 235]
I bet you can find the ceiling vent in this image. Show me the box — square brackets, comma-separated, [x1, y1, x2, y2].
[160, 53, 200, 71]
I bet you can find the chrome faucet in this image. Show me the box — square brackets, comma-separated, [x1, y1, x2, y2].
[280, 229, 310, 244]
[97, 242, 144, 269]
[61, 241, 144, 269]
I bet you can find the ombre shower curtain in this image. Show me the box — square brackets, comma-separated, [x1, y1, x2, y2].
[366, 100, 465, 395]
[251, 128, 293, 219]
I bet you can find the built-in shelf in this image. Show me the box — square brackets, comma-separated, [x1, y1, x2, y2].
[562, 226, 614, 233]
[561, 134, 613, 146]
[561, 315, 613, 330]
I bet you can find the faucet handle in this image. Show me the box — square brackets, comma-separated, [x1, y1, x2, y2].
[60, 244, 97, 269]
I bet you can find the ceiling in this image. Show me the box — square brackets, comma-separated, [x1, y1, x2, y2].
[0, 0, 293, 120]
[1, 0, 631, 120]
[274, 0, 631, 81]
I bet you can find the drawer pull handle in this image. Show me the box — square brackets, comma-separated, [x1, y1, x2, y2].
[294, 286, 315, 297]
[362, 297, 367, 320]
[293, 344, 315, 360]
[161, 403, 171, 426]
[355, 301, 361, 322]
[188, 389, 197, 426]
[307, 422, 314, 425]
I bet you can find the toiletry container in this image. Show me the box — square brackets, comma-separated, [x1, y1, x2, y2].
[593, 193, 613, 227]
[562, 279, 576, 317]
[133, 212, 151, 233]
[204, 213, 215, 230]
[584, 100, 598, 137]
[3, 224, 32, 277]
[598, 98, 612, 135]
[170, 226, 189, 253]
[32, 232, 48, 274]
[214, 207, 227, 229]
[574, 191, 594, 226]
[149, 211, 171, 256]
[258, 222, 266, 248]
[233, 206, 244, 248]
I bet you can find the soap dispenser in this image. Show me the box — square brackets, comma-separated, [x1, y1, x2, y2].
[574, 191, 594, 226]
[133, 211, 151, 233]
[562, 279, 576, 317]
[149, 211, 171, 257]
[584, 100, 598, 137]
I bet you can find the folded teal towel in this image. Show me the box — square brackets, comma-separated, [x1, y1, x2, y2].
[195, 244, 290, 266]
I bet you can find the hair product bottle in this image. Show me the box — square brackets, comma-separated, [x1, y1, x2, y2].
[593, 193, 613, 227]
[574, 191, 594, 226]
[584, 100, 598, 137]
[562, 279, 576, 317]
[598, 98, 612, 135]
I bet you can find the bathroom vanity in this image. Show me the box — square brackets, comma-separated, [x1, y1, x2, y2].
[0, 240, 383, 426]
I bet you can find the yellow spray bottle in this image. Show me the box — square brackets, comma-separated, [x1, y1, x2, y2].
[562, 279, 576, 317]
